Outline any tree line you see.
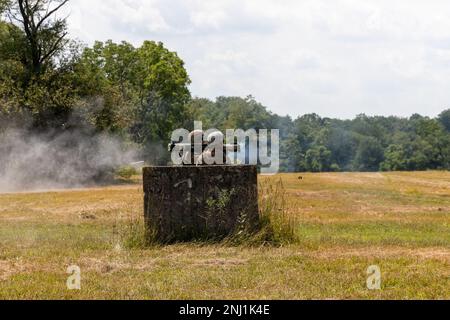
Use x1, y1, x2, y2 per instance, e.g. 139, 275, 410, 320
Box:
186, 97, 450, 172
1, 0, 449, 172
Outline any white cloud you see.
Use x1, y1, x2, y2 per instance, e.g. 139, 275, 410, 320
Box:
63, 0, 450, 118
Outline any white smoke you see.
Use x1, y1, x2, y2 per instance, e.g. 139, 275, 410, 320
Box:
0, 128, 140, 192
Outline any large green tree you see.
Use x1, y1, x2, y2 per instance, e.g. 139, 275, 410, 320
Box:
7, 0, 70, 77
0, 0, 80, 129
79, 40, 191, 142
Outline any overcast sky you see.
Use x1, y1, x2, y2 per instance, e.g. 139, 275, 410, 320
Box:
62, 0, 450, 119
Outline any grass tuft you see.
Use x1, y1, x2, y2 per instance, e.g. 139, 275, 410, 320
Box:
226, 178, 298, 246
115, 215, 151, 249
255, 178, 298, 245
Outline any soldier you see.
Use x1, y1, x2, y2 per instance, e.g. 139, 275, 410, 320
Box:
169, 130, 238, 166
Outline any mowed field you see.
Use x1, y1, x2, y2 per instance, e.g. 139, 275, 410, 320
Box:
0, 172, 449, 300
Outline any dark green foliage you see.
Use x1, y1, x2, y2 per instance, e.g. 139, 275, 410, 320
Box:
183, 96, 449, 172
79, 40, 191, 141
276, 112, 449, 172
0, 1, 83, 129
116, 166, 137, 180
438, 109, 450, 132
185, 95, 274, 132
304, 146, 333, 172
0, 0, 10, 13
353, 136, 385, 172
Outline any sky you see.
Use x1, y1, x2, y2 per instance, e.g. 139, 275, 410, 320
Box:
61, 0, 450, 119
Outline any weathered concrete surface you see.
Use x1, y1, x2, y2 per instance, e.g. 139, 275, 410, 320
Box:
143, 166, 259, 243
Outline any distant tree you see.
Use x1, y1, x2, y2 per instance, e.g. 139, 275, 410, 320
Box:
326, 125, 357, 171
380, 144, 407, 171
438, 109, 450, 132
352, 136, 385, 171
185, 96, 275, 132
221, 96, 273, 130
303, 145, 334, 172
411, 117, 449, 169
280, 133, 303, 172
184, 97, 219, 130
380, 133, 430, 172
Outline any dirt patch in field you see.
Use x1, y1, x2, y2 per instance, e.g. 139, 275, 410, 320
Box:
0, 259, 34, 281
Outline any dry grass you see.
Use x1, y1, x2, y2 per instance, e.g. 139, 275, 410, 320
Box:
0, 172, 449, 300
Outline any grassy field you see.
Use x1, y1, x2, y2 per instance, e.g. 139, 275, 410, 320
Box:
0, 172, 449, 300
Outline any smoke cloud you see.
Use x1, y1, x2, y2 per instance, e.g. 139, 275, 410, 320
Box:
0, 128, 140, 193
